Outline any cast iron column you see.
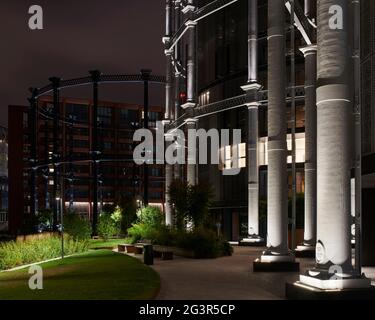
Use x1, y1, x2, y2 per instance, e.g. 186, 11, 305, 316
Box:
185, 118, 198, 186
90, 70, 101, 234
261, 0, 294, 262
299, 0, 371, 290
50, 77, 61, 231
241, 0, 263, 243
141, 69, 151, 206
165, 128, 174, 226
163, 0, 174, 224
28, 89, 38, 217
299, 45, 317, 250
182, 1, 197, 109
174, 0, 182, 181
182, 1, 197, 186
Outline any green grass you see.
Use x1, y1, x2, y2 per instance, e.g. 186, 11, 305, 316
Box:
89, 238, 131, 249
0, 250, 160, 300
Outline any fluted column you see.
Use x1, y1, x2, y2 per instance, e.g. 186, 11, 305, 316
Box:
299, 0, 371, 290
299, 45, 317, 249
241, 0, 263, 243
261, 0, 292, 261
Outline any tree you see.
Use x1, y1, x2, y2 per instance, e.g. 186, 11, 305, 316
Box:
168, 180, 213, 231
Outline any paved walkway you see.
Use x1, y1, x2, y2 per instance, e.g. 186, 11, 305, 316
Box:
152, 246, 315, 300
123, 246, 375, 300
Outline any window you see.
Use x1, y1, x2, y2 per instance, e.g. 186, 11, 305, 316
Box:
66, 104, 88, 122
150, 168, 162, 177
98, 107, 112, 126
219, 143, 246, 171
119, 109, 139, 127
199, 91, 210, 106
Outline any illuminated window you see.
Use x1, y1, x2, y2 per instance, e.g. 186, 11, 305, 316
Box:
219, 143, 246, 171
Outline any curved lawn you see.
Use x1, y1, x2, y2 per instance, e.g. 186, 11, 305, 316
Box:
0, 250, 160, 300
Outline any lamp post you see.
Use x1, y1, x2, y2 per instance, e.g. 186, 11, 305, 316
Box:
55, 195, 64, 259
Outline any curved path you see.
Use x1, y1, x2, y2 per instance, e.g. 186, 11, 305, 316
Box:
152, 246, 315, 300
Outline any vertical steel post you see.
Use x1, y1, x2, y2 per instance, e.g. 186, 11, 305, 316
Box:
90, 70, 101, 234
50, 77, 61, 231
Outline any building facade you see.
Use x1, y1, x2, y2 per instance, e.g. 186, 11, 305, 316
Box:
0, 126, 8, 232
163, 0, 375, 287
8, 97, 164, 234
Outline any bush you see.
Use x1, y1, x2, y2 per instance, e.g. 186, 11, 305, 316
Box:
0, 236, 90, 271
137, 206, 164, 227
174, 228, 220, 258
64, 213, 92, 240
97, 213, 121, 241
132, 225, 232, 259
126, 206, 164, 243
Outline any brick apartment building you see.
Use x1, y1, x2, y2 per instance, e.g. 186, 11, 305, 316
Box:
8, 97, 164, 234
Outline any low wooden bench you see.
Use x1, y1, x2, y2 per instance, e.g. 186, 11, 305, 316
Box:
134, 245, 144, 255
154, 246, 174, 260
118, 244, 136, 254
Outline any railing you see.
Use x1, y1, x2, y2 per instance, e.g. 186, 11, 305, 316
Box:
0, 211, 8, 223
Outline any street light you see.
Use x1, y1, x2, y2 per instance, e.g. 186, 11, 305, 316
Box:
55, 195, 64, 259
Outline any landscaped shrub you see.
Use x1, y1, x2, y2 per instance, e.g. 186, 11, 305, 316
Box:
174, 228, 221, 258
127, 223, 158, 244
127, 206, 165, 243
97, 213, 121, 241
0, 236, 90, 271
64, 213, 92, 240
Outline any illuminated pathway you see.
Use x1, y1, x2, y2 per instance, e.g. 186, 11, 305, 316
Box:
152, 246, 307, 300
151, 247, 375, 300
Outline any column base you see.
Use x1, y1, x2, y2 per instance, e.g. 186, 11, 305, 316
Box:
299, 269, 372, 290
286, 282, 375, 300
253, 251, 300, 272
240, 235, 265, 247
295, 244, 315, 258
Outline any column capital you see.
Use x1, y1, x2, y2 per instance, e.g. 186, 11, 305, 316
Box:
299, 45, 317, 57
246, 102, 261, 110
241, 82, 262, 93
184, 118, 198, 125
162, 36, 171, 44
181, 102, 196, 109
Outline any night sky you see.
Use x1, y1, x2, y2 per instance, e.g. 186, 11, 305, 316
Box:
0, 0, 165, 127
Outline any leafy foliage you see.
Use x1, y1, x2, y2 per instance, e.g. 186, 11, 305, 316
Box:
64, 213, 92, 240
168, 180, 213, 230
97, 213, 121, 241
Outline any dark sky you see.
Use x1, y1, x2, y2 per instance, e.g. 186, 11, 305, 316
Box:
0, 0, 165, 127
